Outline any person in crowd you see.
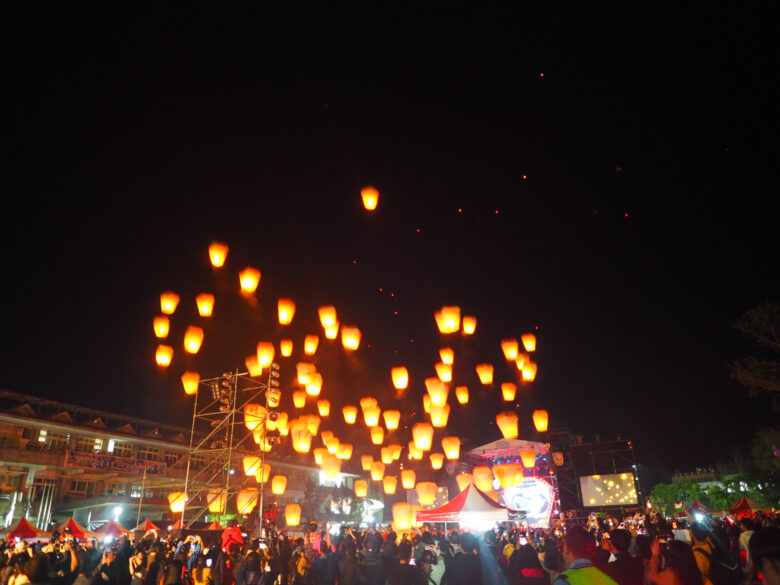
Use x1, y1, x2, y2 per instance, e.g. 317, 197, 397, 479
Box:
222, 521, 244, 554
337, 540, 363, 585
689, 524, 714, 585
448, 532, 484, 585
553, 526, 616, 585
508, 543, 551, 585
648, 539, 703, 585
748, 527, 780, 585
603, 530, 645, 585
385, 541, 426, 585
313, 540, 336, 585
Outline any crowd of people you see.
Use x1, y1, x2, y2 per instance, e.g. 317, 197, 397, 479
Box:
1, 513, 778, 585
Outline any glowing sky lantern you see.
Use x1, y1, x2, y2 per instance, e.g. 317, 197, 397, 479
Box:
321, 453, 342, 478
521, 333, 537, 352
324, 322, 339, 339
434, 306, 461, 334
341, 326, 361, 350
243, 455, 262, 476
381, 446, 394, 464
462, 316, 477, 335
317, 400, 330, 417
370, 461, 385, 481
441, 436, 460, 460
303, 414, 321, 436
390, 443, 403, 460
363, 405, 381, 427
522, 362, 538, 382
256, 342, 275, 368
361, 185, 379, 211
285, 503, 301, 526
354, 479, 368, 497
392, 502, 412, 531
370, 425, 384, 445
304, 335, 319, 356
305, 372, 323, 396
401, 469, 416, 489
501, 339, 519, 361
325, 436, 340, 454
239, 267, 261, 294
153, 316, 170, 338
455, 473, 472, 491
184, 326, 204, 354
292, 390, 306, 408
207, 490, 226, 514
493, 463, 523, 488
408, 442, 424, 460
244, 404, 266, 431
430, 452, 445, 470
439, 348, 454, 365
476, 363, 494, 385
236, 489, 258, 514
425, 378, 449, 406
501, 382, 517, 402
313, 448, 327, 465
515, 353, 529, 371
361, 454, 374, 471
160, 292, 180, 315
342, 405, 358, 424
455, 386, 469, 405
280, 339, 293, 357
296, 362, 316, 385
277, 298, 296, 325
271, 475, 287, 495
532, 409, 549, 432
275, 411, 288, 430
360, 395, 378, 412
416, 482, 437, 506
291, 424, 312, 453
318, 305, 337, 328
168, 491, 187, 513
383, 475, 397, 495
155, 345, 173, 367
435, 362, 452, 383
472, 466, 494, 491
255, 463, 271, 484
383, 410, 401, 431
412, 423, 434, 451
181, 371, 200, 395
391, 367, 409, 390
196, 293, 215, 317
423, 394, 431, 414
208, 241, 229, 268
496, 411, 519, 439
245, 356, 262, 377
520, 449, 537, 468
429, 404, 450, 428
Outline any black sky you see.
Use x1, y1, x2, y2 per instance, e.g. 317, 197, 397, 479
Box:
3, 6, 776, 488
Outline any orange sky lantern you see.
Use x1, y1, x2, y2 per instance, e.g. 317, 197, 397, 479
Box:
532, 409, 549, 432
392, 502, 413, 531
277, 298, 296, 325
430, 452, 444, 470
243, 455, 262, 476
520, 449, 537, 468
370, 425, 384, 445
361, 185, 379, 211
271, 475, 287, 495
501, 338, 519, 361
462, 316, 477, 335
515, 353, 529, 371
496, 411, 518, 439
522, 362, 538, 382
455, 473, 472, 491
245, 356, 262, 376
313, 448, 327, 465
181, 371, 199, 395
196, 293, 215, 317
160, 292, 180, 315
317, 400, 330, 417
168, 492, 187, 513
360, 397, 378, 412
426, 378, 449, 405
305, 372, 323, 396
341, 326, 361, 350
441, 436, 460, 459
279, 339, 293, 357
318, 305, 337, 328
381, 446, 394, 464
207, 490, 226, 514
239, 267, 261, 294
361, 454, 374, 471
296, 362, 316, 385
155, 345, 173, 367
255, 463, 271, 484
493, 463, 523, 488
401, 469, 416, 489
439, 347, 454, 365
390, 443, 403, 460
324, 322, 339, 339
416, 482, 437, 506
208, 241, 229, 268
292, 390, 306, 409
363, 405, 381, 427
153, 316, 170, 338
237, 489, 258, 514
434, 306, 461, 333
412, 423, 434, 451
285, 503, 301, 526
472, 466, 494, 491
391, 367, 409, 390
383, 475, 397, 495
435, 362, 452, 383
304, 335, 319, 355
184, 326, 204, 354
337, 443, 353, 460
342, 405, 358, 424
267, 388, 281, 408
476, 363, 494, 385
291, 424, 312, 453
370, 461, 385, 481
383, 410, 401, 431
256, 342, 275, 368
423, 394, 431, 414
455, 386, 469, 404
321, 453, 341, 478
408, 441, 424, 460
521, 333, 537, 352
354, 479, 368, 498
501, 382, 517, 402
429, 404, 450, 428
244, 404, 266, 431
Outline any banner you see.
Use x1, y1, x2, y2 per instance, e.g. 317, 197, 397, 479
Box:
64, 450, 167, 475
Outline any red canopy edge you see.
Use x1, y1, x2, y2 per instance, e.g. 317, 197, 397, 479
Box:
416, 483, 512, 522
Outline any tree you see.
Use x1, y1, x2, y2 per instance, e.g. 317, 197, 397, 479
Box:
731, 301, 780, 409
648, 481, 705, 516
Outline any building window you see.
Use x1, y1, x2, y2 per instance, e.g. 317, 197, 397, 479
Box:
65, 480, 95, 500
74, 437, 96, 453
166, 452, 182, 466
137, 446, 160, 461
111, 442, 134, 458
93, 438, 103, 453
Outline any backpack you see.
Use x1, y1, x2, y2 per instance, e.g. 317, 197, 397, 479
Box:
694, 545, 742, 585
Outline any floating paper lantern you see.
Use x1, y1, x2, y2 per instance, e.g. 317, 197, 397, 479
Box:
277, 298, 296, 325
255, 463, 271, 484
160, 292, 180, 315
296, 362, 316, 385
243, 455, 262, 476
360, 397, 378, 412
361, 454, 374, 471
181, 371, 200, 395
434, 306, 461, 334
455, 386, 469, 405
196, 293, 215, 317
412, 423, 434, 451
168, 491, 187, 513
401, 469, 416, 489
245, 404, 266, 431
304, 414, 321, 436
493, 463, 523, 488
207, 490, 226, 514
313, 448, 327, 465
153, 316, 170, 338
383, 476, 397, 495
155, 345, 173, 367
257, 436, 273, 453
355, 479, 368, 497
435, 362, 452, 383
324, 322, 339, 339
184, 326, 204, 354
520, 449, 537, 468
411, 504, 424, 528
472, 466, 494, 492
370, 426, 384, 445
423, 394, 431, 414
239, 267, 261, 294
390, 443, 403, 460
370, 461, 385, 481
321, 453, 342, 478
363, 406, 381, 427
429, 453, 445, 470
392, 502, 413, 531
304, 335, 319, 355
501, 339, 519, 361
208, 241, 229, 267
522, 362, 538, 382
255, 342, 275, 369
272, 475, 287, 495
429, 404, 450, 428
439, 348, 454, 365
305, 373, 323, 396
361, 185, 379, 211
408, 442, 424, 460
426, 379, 449, 406
496, 411, 518, 440
381, 446, 394, 464
521, 333, 537, 352
391, 367, 409, 390
280, 339, 293, 357
552, 451, 564, 466
455, 473, 472, 491
383, 410, 401, 431
476, 363, 494, 385
319, 305, 338, 326
275, 411, 288, 430
317, 400, 330, 417
291, 425, 312, 453
341, 326, 361, 350
515, 352, 530, 371
441, 436, 460, 460
245, 356, 262, 377
462, 316, 477, 335
343, 405, 358, 424
416, 482, 437, 506
532, 409, 548, 432
285, 503, 301, 526
501, 382, 517, 402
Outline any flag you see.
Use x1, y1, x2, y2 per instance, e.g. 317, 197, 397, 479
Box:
772, 445, 780, 457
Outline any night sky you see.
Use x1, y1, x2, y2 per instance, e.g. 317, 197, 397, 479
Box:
3, 7, 776, 489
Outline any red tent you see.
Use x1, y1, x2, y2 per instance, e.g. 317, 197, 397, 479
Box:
416, 483, 511, 524
689, 500, 712, 514
51, 518, 97, 539
94, 520, 130, 538
6, 517, 50, 540
133, 519, 160, 531
729, 498, 760, 517
206, 521, 223, 530
169, 520, 185, 530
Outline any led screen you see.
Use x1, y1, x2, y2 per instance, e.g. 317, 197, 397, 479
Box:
501, 477, 556, 528
579, 473, 638, 507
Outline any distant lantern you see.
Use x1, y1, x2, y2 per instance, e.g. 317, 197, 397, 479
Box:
360, 396, 378, 412
160, 292, 180, 315
256, 342, 275, 369
341, 326, 361, 351
304, 335, 319, 355
435, 362, 452, 383
476, 363, 494, 385
429, 452, 445, 470
455, 473, 472, 491
296, 362, 316, 385
455, 386, 469, 405
305, 373, 323, 396
337, 444, 353, 460
434, 306, 461, 334
184, 326, 204, 354
383, 476, 398, 495
439, 348, 454, 365
370, 425, 384, 445
381, 446, 394, 464
361, 454, 374, 471
275, 411, 288, 429
313, 448, 327, 465
153, 316, 170, 338
271, 475, 287, 495
520, 449, 537, 468
245, 356, 263, 377
552, 451, 564, 466
342, 405, 358, 424
181, 371, 200, 395
412, 423, 434, 451
493, 463, 523, 488
324, 437, 340, 456
408, 442, 424, 460
318, 305, 337, 328
391, 367, 409, 390
255, 463, 271, 484
441, 436, 460, 460
389, 443, 403, 460
426, 378, 449, 406
321, 453, 342, 478
462, 316, 477, 335
501, 382, 517, 402
280, 339, 293, 357
532, 409, 549, 432
383, 410, 401, 431
317, 400, 330, 417
257, 436, 273, 453
496, 411, 519, 440
291, 425, 312, 453
354, 479, 368, 498
285, 503, 301, 526
363, 406, 381, 427
244, 404, 266, 431
472, 466, 494, 492
304, 414, 321, 436
324, 322, 339, 339
522, 362, 538, 382
155, 345, 173, 367
208, 241, 229, 268
392, 502, 413, 531
278, 298, 296, 325
515, 352, 530, 371
196, 293, 215, 317
361, 185, 379, 211
370, 461, 385, 481
501, 339, 519, 361
416, 482, 437, 506
429, 404, 450, 428
168, 492, 187, 513
422, 394, 431, 414
239, 267, 261, 294
401, 469, 417, 489
521, 333, 537, 352
207, 490, 226, 514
